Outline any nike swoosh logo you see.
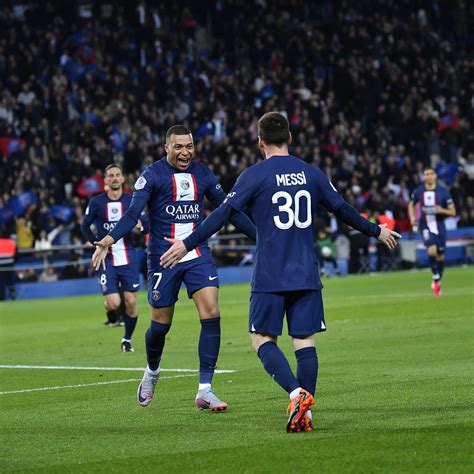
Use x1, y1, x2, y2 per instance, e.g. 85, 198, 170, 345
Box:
179, 193, 191, 199
133, 284, 140, 288
208, 276, 218, 281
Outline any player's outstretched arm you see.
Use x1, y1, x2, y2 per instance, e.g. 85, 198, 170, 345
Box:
92, 235, 114, 271
377, 224, 401, 250
160, 202, 235, 268
333, 202, 401, 248
160, 238, 187, 268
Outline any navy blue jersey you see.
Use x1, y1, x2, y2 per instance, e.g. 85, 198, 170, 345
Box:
82, 192, 140, 266
133, 157, 227, 260
224, 155, 345, 292
410, 184, 453, 235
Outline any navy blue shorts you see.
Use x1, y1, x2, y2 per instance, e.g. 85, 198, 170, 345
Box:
249, 290, 326, 337
147, 255, 219, 308
97, 262, 140, 295
422, 229, 446, 254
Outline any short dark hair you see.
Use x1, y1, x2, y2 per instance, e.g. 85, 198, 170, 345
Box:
104, 163, 122, 175
257, 112, 290, 146
166, 125, 192, 143
424, 167, 436, 173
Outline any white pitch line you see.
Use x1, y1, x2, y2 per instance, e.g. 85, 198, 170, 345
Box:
0, 374, 197, 395
0, 365, 236, 374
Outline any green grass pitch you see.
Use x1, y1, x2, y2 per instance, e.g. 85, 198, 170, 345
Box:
0, 267, 473, 473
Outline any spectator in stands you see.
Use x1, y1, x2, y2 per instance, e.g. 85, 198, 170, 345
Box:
316, 228, 340, 276
15, 217, 34, 249
39, 265, 58, 283
0, 0, 470, 270
34, 227, 64, 251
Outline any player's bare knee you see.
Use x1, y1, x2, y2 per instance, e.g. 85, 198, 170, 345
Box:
251, 333, 277, 353
427, 246, 437, 257
292, 335, 315, 351
105, 298, 120, 311
125, 299, 137, 315
198, 306, 219, 319
151, 306, 173, 324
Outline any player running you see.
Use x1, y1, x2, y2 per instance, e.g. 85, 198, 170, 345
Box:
160, 112, 400, 432
408, 167, 456, 296
81, 163, 147, 352
92, 125, 256, 411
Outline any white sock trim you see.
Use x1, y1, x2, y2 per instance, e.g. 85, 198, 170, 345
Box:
147, 366, 160, 375
289, 387, 302, 400
198, 383, 211, 391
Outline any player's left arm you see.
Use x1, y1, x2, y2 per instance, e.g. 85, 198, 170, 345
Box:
205, 171, 256, 241
316, 169, 400, 249
435, 192, 456, 217
80, 199, 97, 247
135, 210, 149, 233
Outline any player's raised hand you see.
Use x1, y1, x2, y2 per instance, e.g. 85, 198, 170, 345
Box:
92, 235, 114, 271
377, 224, 401, 250
160, 237, 187, 268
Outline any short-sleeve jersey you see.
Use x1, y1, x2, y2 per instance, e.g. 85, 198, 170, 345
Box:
133, 157, 225, 260
410, 184, 453, 235
224, 155, 345, 292
84, 192, 138, 267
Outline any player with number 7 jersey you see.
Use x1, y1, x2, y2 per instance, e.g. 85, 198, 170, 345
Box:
91, 125, 256, 412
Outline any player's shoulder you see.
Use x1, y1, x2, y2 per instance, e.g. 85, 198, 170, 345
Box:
90, 192, 107, 204
436, 183, 450, 194
190, 159, 213, 175
136, 159, 163, 187
121, 191, 133, 202
145, 158, 165, 175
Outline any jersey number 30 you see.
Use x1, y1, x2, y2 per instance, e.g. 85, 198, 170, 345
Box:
272, 190, 312, 230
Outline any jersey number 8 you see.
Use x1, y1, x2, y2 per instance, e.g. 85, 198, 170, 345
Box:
272, 190, 312, 230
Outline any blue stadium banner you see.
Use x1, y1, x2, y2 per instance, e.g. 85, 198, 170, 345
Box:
49, 204, 74, 222
0, 202, 14, 224
10, 191, 37, 216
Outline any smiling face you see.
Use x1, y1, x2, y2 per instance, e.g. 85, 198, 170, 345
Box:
165, 133, 194, 171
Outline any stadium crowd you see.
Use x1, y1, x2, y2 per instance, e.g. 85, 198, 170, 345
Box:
0, 0, 472, 257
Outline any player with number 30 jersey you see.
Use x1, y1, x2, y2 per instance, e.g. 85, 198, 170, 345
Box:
159, 113, 400, 432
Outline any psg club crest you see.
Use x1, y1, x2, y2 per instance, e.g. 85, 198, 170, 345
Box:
112, 208, 118, 214
152, 290, 161, 301
180, 180, 190, 190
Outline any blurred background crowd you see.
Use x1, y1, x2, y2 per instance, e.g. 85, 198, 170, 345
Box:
0, 0, 473, 261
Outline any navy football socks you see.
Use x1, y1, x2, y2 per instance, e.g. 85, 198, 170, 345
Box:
257, 341, 300, 394
145, 321, 171, 371
198, 317, 221, 384
428, 256, 440, 280
295, 347, 318, 396
438, 260, 444, 280
122, 313, 138, 340
106, 309, 119, 324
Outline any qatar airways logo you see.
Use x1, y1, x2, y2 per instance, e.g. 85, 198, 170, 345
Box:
103, 222, 117, 230
165, 203, 201, 221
